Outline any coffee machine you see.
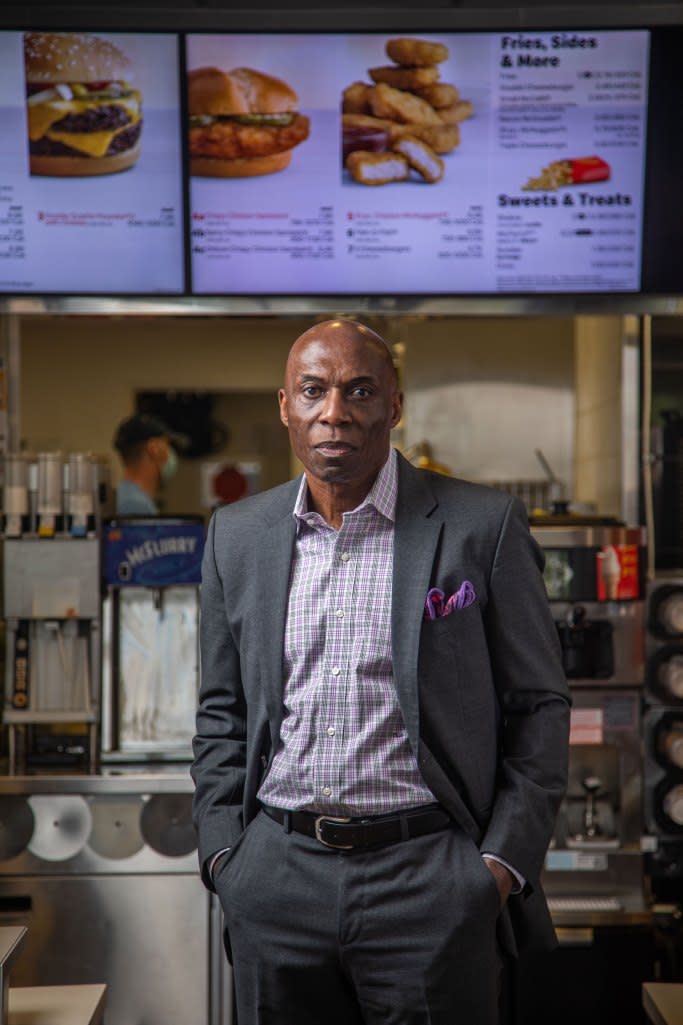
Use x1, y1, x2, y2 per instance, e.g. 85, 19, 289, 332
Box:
530, 524, 649, 923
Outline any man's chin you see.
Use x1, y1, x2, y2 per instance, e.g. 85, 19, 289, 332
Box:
307, 454, 357, 484
314, 464, 355, 484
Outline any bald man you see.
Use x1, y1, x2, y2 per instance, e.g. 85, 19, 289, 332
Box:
192, 320, 570, 1025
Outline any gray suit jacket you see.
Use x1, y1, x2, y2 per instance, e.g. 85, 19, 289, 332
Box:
192, 451, 570, 956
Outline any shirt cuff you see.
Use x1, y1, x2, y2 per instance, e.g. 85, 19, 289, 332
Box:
208, 847, 231, 881
481, 852, 526, 894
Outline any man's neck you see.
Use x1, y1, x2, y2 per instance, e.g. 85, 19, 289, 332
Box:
123, 463, 158, 499
305, 475, 377, 531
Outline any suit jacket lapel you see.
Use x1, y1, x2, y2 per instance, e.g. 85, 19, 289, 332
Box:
258, 479, 299, 736
392, 455, 442, 754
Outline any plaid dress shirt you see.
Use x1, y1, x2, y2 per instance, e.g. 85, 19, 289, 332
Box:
257, 447, 435, 815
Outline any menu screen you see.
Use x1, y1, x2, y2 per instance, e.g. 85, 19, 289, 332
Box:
187, 30, 650, 295
0, 31, 185, 294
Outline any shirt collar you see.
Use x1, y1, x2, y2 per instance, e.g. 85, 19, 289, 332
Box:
293, 447, 397, 527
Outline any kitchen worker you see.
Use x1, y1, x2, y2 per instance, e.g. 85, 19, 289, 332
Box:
113, 413, 179, 515
192, 319, 570, 1025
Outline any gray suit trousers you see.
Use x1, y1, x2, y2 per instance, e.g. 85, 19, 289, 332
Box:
214, 810, 502, 1025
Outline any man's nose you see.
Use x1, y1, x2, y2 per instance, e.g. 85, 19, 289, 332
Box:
319, 388, 350, 424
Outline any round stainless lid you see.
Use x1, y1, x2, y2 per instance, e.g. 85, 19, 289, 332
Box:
140, 795, 196, 857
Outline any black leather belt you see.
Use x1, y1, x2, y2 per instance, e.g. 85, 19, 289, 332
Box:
261, 803, 451, 851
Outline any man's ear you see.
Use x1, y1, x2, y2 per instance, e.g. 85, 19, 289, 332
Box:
391, 391, 403, 429
278, 389, 289, 427
146, 437, 165, 464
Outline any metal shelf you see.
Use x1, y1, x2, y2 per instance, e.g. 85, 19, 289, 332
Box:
3, 710, 98, 725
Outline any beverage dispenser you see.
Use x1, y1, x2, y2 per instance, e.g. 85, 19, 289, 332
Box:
2, 454, 29, 539
2, 452, 105, 773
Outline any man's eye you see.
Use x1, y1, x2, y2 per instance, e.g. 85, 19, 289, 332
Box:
351, 387, 371, 398
302, 386, 321, 398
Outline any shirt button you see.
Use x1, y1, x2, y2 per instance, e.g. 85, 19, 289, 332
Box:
331, 666, 341, 676
322, 786, 332, 797
327, 727, 336, 736
341, 552, 351, 562
335, 608, 344, 619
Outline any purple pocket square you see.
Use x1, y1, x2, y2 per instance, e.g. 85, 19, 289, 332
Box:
424, 581, 475, 621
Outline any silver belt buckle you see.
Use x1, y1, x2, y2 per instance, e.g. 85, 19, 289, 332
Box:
314, 815, 353, 849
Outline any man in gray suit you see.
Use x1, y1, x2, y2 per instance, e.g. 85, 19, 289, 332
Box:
192, 319, 570, 1025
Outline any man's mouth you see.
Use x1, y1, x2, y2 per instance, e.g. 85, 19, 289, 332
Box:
315, 442, 355, 457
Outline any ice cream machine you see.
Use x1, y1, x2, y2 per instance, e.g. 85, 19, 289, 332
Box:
101, 517, 204, 761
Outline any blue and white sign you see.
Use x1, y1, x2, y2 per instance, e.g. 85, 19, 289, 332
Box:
104, 520, 205, 586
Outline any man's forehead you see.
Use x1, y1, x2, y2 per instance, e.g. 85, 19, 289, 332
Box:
292, 349, 382, 376
287, 328, 392, 378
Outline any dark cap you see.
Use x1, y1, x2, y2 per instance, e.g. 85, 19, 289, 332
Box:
113, 414, 186, 454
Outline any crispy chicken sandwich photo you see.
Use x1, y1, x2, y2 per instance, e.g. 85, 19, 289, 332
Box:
24, 32, 142, 177
188, 66, 309, 177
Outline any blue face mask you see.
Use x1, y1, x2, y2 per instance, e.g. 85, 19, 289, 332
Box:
161, 446, 178, 482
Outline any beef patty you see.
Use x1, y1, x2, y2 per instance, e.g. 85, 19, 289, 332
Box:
30, 119, 142, 157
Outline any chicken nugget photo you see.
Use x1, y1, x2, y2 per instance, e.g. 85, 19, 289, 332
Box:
385, 37, 449, 66
340, 34, 473, 187
391, 135, 444, 183
342, 81, 373, 114
414, 83, 460, 109
342, 112, 394, 132
438, 100, 474, 125
368, 65, 441, 90
387, 121, 461, 155
346, 150, 409, 186
370, 82, 442, 125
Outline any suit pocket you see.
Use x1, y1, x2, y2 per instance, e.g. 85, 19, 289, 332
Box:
422, 600, 480, 639
419, 601, 482, 682
214, 814, 257, 891
467, 840, 501, 917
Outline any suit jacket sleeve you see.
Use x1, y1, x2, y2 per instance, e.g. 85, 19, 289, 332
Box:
191, 511, 247, 889
480, 496, 570, 889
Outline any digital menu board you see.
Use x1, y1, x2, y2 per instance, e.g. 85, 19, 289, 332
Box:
187, 30, 650, 295
0, 31, 185, 294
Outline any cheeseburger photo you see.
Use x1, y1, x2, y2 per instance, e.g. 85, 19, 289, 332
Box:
188, 66, 309, 177
24, 32, 142, 176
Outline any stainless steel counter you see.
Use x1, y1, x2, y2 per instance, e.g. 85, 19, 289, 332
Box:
0, 772, 194, 796
1, 926, 26, 1025
643, 983, 683, 1025
0, 771, 231, 1025
8, 984, 106, 1025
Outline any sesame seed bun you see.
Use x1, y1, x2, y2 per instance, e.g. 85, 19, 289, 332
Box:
24, 32, 132, 84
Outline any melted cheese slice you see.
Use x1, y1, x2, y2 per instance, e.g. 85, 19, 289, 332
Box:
28, 92, 141, 159
46, 120, 139, 158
